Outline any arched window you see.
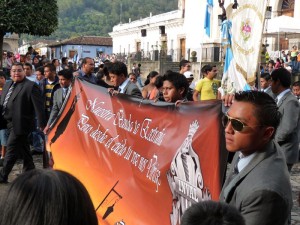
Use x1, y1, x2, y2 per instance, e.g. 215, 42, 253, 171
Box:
281, 0, 294, 16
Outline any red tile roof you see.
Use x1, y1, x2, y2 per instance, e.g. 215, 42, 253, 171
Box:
49, 36, 112, 47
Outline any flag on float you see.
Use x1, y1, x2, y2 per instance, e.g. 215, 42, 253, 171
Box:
204, 0, 213, 37
220, 0, 269, 94
220, 20, 250, 95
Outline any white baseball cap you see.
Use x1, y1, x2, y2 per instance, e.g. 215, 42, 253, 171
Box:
184, 71, 194, 79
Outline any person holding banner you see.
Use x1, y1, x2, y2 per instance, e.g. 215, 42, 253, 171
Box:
220, 91, 292, 225
161, 71, 189, 104
108, 61, 142, 98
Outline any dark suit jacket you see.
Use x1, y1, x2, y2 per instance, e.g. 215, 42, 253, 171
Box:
220, 141, 292, 225
123, 81, 142, 98
275, 90, 300, 164
1, 79, 45, 135
47, 88, 64, 126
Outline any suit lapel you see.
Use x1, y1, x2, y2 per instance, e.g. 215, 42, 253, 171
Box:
1, 81, 12, 104
222, 142, 274, 203
277, 91, 290, 107
11, 80, 25, 101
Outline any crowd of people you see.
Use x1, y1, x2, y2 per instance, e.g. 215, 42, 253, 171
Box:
0, 44, 299, 225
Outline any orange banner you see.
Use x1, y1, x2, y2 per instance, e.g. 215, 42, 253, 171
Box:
47, 78, 227, 225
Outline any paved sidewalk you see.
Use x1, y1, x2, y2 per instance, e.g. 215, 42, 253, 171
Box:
0, 157, 299, 224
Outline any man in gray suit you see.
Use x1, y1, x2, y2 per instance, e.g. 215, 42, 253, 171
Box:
220, 91, 292, 225
43, 69, 73, 134
107, 61, 142, 98
271, 67, 300, 172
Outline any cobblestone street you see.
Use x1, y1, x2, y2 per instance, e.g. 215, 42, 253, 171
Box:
0, 156, 299, 224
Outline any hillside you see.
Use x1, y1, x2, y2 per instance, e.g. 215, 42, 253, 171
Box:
24, 0, 177, 41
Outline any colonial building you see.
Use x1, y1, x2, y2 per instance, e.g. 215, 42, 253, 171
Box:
3, 33, 19, 53
109, 0, 299, 64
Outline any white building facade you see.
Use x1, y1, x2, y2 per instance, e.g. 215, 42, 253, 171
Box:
109, 0, 298, 63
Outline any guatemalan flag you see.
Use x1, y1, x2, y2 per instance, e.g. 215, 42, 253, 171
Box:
204, 0, 213, 37
219, 0, 268, 95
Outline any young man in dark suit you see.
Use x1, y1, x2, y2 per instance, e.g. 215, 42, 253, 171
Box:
0, 63, 45, 183
220, 91, 292, 225
108, 61, 142, 98
43, 69, 73, 134
270, 67, 300, 172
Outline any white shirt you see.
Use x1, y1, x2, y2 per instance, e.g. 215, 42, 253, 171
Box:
237, 152, 258, 173
118, 78, 130, 94
276, 89, 290, 104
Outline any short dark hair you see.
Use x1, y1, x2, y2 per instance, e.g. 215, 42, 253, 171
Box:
0, 71, 6, 79
270, 67, 292, 88
181, 200, 245, 225
81, 57, 94, 65
0, 169, 98, 225
52, 58, 59, 64
58, 69, 73, 80
292, 81, 300, 87
35, 66, 44, 75
162, 71, 189, 97
234, 91, 280, 131
201, 64, 215, 74
260, 72, 271, 81
107, 61, 128, 77
179, 59, 190, 69
23, 62, 33, 69
62, 57, 68, 64
44, 63, 56, 73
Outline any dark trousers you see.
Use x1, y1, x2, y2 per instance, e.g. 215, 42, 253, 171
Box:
0, 122, 35, 181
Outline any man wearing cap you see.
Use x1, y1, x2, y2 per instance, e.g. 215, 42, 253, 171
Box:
183, 71, 194, 101
193, 65, 220, 101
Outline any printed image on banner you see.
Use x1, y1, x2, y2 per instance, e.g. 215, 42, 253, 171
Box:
47, 78, 227, 225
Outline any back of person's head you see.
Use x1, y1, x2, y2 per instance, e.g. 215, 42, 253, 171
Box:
181, 200, 245, 225
58, 69, 73, 80
162, 71, 189, 97
179, 59, 190, 69
260, 72, 271, 81
270, 67, 292, 88
107, 61, 128, 77
234, 91, 280, 134
0, 169, 98, 225
154, 75, 163, 89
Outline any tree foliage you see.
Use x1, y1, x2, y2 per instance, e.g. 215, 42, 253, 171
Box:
0, 0, 58, 68
25, 0, 177, 41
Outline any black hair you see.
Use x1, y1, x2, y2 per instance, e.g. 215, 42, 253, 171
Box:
0, 169, 98, 225
162, 71, 189, 97
0, 71, 6, 79
62, 57, 68, 64
52, 58, 59, 64
58, 69, 73, 80
107, 61, 128, 78
35, 66, 44, 75
234, 91, 280, 132
23, 62, 33, 69
181, 200, 245, 225
260, 72, 271, 81
144, 71, 159, 85
201, 64, 214, 74
44, 63, 56, 73
292, 81, 300, 87
270, 67, 292, 88
179, 59, 190, 69
154, 75, 163, 89
81, 57, 94, 65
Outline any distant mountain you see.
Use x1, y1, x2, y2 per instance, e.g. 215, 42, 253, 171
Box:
23, 0, 177, 41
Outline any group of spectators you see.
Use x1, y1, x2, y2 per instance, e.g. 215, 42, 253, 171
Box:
0, 48, 299, 225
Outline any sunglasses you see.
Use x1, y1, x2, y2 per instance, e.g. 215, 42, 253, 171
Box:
222, 113, 262, 132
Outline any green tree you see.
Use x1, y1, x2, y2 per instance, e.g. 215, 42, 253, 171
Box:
0, 0, 58, 68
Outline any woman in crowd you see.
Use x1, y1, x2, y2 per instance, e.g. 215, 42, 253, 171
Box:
0, 169, 98, 225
